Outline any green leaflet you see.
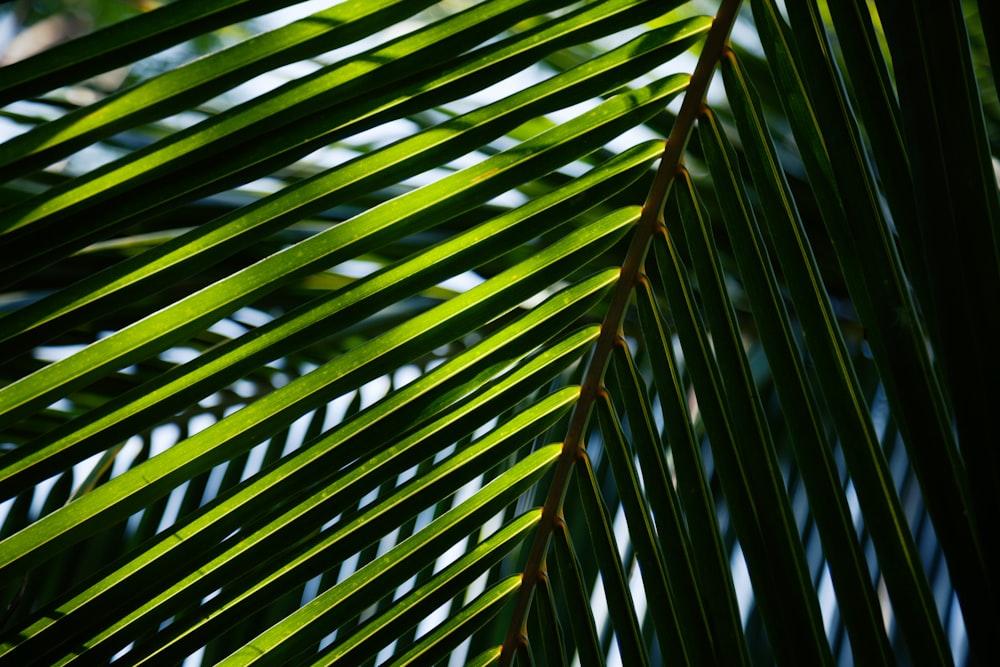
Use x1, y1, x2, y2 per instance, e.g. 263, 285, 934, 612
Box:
0, 324, 599, 664
0, 0, 444, 174
0, 76, 685, 429
698, 105, 892, 663
387, 575, 523, 667
0, 207, 632, 577
129, 422, 566, 665
0, 0, 307, 105
219, 447, 556, 665
572, 452, 649, 667
0, 14, 690, 353
0, 3, 703, 284
549, 519, 604, 667
720, 50, 943, 665
593, 390, 687, 663
0, 141, 661, 498
314, 511, 542, 666
632, 279, 749, 667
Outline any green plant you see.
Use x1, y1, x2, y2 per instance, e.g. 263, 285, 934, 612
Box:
0, 0, 996, 664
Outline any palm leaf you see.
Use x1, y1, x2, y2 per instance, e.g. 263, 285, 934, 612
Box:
1, 0, 996, 665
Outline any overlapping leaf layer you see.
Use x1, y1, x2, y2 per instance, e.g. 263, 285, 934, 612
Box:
0, 1, 996, 665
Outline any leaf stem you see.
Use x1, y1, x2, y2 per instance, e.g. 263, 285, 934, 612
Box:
498, 1, 742, 662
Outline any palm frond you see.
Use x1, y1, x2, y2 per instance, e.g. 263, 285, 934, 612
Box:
1, 0, 996, 665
